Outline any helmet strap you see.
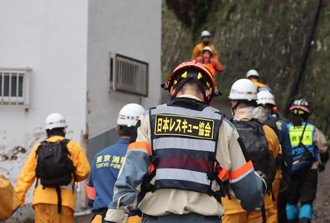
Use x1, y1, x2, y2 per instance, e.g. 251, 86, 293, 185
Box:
231, 101, 241, 116
171, 77, 210, 104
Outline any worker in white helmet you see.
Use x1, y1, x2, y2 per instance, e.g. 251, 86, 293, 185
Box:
195, 46, 224, 76
16, 113, 91, 223
222, 79, 279, 223
246, 69, 267, 90
191, 30, 219, 61
86, 103, 145, 223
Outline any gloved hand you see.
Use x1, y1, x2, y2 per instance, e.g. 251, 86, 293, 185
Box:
13, 207, 22, 217
257, 171, 271, 194
279, 179, 289, 193
318, 163, 326, 172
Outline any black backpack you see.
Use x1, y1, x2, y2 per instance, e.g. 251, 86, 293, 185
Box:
233, 119, 276, 186
35, 139, 76, 213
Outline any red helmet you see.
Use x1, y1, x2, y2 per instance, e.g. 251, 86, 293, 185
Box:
162, 61, 220, 103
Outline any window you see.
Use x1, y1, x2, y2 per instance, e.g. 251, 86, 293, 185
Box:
0, 68, 31, 108
111, 54, 148, 97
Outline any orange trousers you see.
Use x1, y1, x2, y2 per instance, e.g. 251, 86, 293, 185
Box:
222, 210, 266, 223
34, 203, 74, 223
91, 214, 141, 223
267, 177, 281, 223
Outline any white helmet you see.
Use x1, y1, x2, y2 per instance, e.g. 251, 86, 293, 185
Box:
257, 91, 276, 106
201, 30, 211, 38
228, 79, 257, 101
246, 69, 259, 78
117, 103, 145, 127
45, 113, 68, 130
203, 46, 213, 54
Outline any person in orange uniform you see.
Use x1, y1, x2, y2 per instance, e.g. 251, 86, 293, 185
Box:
222, 79, 279, 223
195, 46, 224, 76
191, 30, 218, 60
246, 69, 267, 90
16, 113, 91, 223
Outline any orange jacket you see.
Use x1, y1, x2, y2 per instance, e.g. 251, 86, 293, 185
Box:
221, 125, 280, 214
191, 43, 218, 61
195, 56, 224, 76
16, 136, 91, 211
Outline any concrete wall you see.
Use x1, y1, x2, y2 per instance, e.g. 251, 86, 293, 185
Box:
87, 0, 162, 157
0, 0, 88, 219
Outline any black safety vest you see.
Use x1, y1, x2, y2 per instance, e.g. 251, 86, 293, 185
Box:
149, 101, 222, 194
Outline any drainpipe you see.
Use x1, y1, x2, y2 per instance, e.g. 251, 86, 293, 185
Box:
285, 0, 322, 114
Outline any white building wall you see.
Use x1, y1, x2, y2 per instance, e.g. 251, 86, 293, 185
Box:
87, 0, 162, 149
0, 0, 88, 217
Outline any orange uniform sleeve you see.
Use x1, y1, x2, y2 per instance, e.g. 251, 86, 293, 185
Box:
212, 59, 224, 72
15, 145, 39, 206
69, 141, 91, 182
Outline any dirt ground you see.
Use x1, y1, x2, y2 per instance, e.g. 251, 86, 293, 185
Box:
312, 165, 330, 223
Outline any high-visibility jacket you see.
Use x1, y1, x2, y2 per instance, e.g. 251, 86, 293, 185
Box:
191, 43, 218, 61
16, 135, 90, 211
222, 124, 279, 214
149, 103, 222, 194
287, 122, 317, 172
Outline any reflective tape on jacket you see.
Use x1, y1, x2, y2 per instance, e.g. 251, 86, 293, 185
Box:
127, 142, 151, 155
150, 102, 222, 194
85, 182, 96, 200
228, 160, 254, 183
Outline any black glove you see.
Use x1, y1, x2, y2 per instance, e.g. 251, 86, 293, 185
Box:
279, 179, 289, 193
276, 154, 284, 166
318, 163, 326, 172
257, 171, 271, 194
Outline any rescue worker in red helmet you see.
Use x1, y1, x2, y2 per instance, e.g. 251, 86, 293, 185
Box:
104, 61, 266, 223
286, 99, 329, 223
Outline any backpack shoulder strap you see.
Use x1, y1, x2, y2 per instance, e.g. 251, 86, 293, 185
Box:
61, 138, 70, 145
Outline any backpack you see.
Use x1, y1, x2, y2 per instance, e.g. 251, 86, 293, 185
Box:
233, 119, 276, 185
35, 139, 76, 213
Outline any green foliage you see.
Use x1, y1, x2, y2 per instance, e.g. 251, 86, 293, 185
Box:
165, 0, 218, 40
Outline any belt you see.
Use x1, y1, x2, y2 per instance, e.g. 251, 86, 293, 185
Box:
36, 182, 77, 193
144, 214, 157, 219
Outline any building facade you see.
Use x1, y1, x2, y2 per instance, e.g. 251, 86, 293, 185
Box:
0, 0, 161, 221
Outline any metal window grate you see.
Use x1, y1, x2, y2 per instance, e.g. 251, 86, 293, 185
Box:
0, 67, 31, 108
113, 54, 148, 97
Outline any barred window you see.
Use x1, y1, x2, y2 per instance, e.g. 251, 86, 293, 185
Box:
112, 54, 148, 97
0, 68, 31, 108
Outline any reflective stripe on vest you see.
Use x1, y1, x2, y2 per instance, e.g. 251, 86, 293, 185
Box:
150, 103, 222, 194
